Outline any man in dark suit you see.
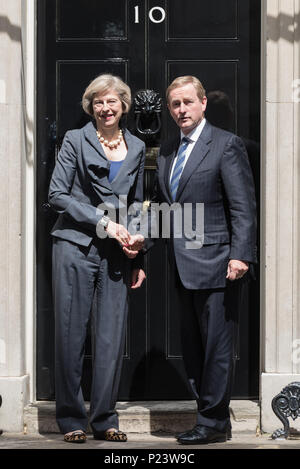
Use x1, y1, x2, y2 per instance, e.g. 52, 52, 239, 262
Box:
147, 76, 256, 444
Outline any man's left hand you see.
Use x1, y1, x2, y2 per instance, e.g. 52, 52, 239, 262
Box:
131, 268, 146, 289
226, 259, 249, 281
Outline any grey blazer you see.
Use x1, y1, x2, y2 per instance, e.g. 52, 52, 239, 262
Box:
150, 120, 257, 289
48, 121, 145, 253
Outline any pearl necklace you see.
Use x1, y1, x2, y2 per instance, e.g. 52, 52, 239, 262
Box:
96, 129, 123, 149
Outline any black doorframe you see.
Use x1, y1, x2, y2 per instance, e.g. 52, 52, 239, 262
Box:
36, 0, 261, 401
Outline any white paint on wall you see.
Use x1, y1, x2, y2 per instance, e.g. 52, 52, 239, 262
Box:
0, 338, 6, 365
0, 80, 6, 104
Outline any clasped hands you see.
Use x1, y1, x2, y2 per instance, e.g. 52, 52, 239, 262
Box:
105, 220, 145, 289
105, 220, 144, 258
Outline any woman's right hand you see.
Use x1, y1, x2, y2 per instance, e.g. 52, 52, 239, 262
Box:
122, 234, 145, 259
106, 220, 131, 246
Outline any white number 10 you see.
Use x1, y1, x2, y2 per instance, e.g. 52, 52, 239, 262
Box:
134, 6, 166, 24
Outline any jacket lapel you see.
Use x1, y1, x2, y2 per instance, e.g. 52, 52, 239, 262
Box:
83, 120, 109, 163
82, 122, 142, 206
82, 121, 117, 203
175, 121, 212, 201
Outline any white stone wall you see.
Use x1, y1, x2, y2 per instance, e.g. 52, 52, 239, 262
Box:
261, 0, 300, 433
0, 0, 30, 431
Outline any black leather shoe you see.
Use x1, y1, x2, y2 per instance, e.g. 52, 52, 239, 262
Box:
177, 424, 231, 441
177, 425, 227, 445
176, 430, 190, 440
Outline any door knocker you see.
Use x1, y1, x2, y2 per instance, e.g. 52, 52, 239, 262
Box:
134, 89, 162, 136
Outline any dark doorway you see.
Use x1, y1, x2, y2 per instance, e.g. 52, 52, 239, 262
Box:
36, 0, 261, 400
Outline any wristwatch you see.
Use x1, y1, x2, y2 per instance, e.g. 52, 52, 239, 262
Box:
99, 215, 110, 230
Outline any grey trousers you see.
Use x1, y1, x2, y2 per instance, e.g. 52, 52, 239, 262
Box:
176, 271, 240, 433
52, 237, 130, 435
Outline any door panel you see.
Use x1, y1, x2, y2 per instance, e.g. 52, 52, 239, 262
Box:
37, 0, 260, 400
168, 0, 238, 40
57, 0, 129, 40
57, 60, 129, 138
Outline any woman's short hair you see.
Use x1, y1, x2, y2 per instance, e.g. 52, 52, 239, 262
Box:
82, 74, 131, 116
166, 76, 206, 102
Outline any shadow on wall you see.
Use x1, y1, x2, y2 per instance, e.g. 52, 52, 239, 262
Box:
0, 15, 34, 161
267, 13, 299, 43
0, 15, 21, 42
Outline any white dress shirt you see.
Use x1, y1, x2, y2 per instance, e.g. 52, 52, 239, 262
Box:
169, 118, 206, 183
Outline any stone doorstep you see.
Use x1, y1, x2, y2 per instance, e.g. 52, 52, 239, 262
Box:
24, 400, 260, 435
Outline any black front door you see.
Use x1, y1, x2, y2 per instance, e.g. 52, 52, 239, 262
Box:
37, 0, 261, 400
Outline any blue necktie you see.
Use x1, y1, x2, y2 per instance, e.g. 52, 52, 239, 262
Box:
170, 137, 189, 201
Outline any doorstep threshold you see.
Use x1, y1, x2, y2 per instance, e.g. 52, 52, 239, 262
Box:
24, 400, 260, 435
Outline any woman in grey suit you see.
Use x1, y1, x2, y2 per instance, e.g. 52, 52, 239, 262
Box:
48, 74, 146, 443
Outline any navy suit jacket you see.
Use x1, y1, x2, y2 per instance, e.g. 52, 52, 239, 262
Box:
48, 121, 145, 265
149, 120, 257, 289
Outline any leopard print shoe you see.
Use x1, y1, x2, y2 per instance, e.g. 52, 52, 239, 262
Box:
104, 430, 127, 442
64, 430, 87, 443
